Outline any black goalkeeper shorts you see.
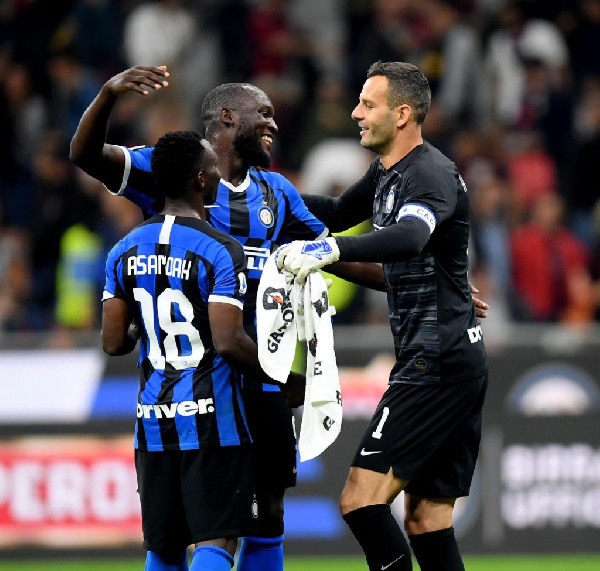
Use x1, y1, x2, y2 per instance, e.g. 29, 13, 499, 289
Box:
352, 372, 488, 498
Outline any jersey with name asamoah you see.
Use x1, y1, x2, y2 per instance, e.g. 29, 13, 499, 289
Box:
103, 214, 251, 451
368, 141, 487, 384
109, 145, 327, 390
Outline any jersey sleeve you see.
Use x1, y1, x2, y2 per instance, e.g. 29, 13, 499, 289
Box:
302, 160, 378, 233
336, 216, 431, 263
278, 174, 328, 242
207, 240, 247, 309
398, 162, 459, 235
102, 241, 126, 302
105, 146, 164, 219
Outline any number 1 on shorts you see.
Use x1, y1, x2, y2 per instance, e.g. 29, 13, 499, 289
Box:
372, 406, 390, 440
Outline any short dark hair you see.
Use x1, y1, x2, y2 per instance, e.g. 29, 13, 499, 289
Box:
367, 61, 431, 125
151, 130, 206, 198
201, 83, 259, 135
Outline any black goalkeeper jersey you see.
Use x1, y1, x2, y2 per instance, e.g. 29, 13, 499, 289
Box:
305, 141, 488, 385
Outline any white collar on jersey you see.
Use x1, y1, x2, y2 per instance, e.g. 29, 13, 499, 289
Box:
220, 172, 251, 193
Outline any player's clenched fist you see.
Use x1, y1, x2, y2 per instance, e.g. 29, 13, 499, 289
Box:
275, 238, 340, 283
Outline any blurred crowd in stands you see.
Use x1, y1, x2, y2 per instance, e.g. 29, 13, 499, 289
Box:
1, 0, 600, 341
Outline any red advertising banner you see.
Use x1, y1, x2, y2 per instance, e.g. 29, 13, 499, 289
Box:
0, 435, 141, 547
338, 354, 394, 418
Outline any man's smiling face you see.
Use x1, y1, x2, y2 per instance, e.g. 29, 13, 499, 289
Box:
233, 87, 278, 168
351, 75, 398, 156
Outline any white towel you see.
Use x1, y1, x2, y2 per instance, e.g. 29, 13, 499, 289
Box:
257, 254, 342, 461
255, 257, 297, 383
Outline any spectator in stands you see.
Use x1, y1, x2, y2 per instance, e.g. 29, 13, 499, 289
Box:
123, 0, 196, 71
506, 131, 557, 219
590, 201, 600, 320
215, 0, 252, 82
0, 62, 47, 227
47, 46, 101, 138
70, 0, 125, 76
0, 222, 29, 333
27, 131, 99, 329
471, 174, 511, 298
0, 0, 599, 330
293, 77, 364, 169
348, 0, 414, 94
288, 0, 345, 80
3, 62, 47, 171
55, 222, 103, 330
481, 0, 569, 127
510, 192, 593, 323
415, 0, 482, 126
569, 75, 600, 246
248, 0, 309, 78
567, 0, 600, 87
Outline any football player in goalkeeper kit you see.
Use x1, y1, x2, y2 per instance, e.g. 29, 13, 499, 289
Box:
277, 61, 489, 571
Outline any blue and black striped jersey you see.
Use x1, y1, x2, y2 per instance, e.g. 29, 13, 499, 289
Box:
108, 145, 328, 390
103, 214, 251, 450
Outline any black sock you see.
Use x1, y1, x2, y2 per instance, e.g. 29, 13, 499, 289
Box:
343, 505, 412, 571
409, 527, 464, 571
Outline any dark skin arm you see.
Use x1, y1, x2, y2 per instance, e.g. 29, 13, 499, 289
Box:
101, 298, 139, 356
470, 284, 489, 322
324, 262, 489, 319
209, 302, 305, 407
102, 298, 304, 406
326, 261, 386, 291
69, 65, 170, 188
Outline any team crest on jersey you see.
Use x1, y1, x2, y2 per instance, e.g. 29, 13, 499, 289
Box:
258, 205, 274, 228
415, 358, 428, 372
385, 186, 396, 213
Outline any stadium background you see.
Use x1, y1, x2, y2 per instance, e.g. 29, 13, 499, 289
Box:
1, 0, 600, 568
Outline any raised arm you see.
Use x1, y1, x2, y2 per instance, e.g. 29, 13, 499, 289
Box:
70, 65, 170, 188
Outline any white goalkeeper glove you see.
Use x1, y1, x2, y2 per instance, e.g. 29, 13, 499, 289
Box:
275, 238, 340, 283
